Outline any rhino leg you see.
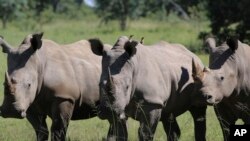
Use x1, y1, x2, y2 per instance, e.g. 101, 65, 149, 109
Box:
214, 104, 237, 141
27, 114, 49, 141
161, 113, 180, 141
138, 108, 162, 141
50, 98, 74, 141
106, 119, 128, 141
189, 106, 207, 141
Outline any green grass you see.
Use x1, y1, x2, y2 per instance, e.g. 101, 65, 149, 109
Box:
0, 16, 224, 141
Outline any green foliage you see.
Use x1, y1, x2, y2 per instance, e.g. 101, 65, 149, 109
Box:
185, 0, 207, 21
9, 0, 95, 31
57, 0, 95, 20
95, 0, 128, 30
0, 0, 206, 34
129, 0, 163, 20
203, 0, 250, 43
0, 0, 28, 28
94, 0, 207, 30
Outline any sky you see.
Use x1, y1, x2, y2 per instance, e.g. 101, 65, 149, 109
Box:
84, 0, 95, 7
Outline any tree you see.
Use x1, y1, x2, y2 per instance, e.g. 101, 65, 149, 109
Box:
0, 0, 27, 28
95, 0, 205, 30
204, 0, 250, 43
27, 0, 59, 16
95, 0, 128, 30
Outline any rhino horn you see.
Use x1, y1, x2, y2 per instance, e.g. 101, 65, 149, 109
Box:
205, 38, 216, 53
107, 67, 115, 94
192, 58, 204, 81
0, 37, 13, 53
203, 67, 210, 72
5, 71, 11, 86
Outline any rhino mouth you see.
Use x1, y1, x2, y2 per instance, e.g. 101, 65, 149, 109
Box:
97, 101, 113, 119
206, 98, 220, 106
97, 102, 126, 121
97, 106, 111, 119
20, 110, 27, 118
0, 106, 26, 119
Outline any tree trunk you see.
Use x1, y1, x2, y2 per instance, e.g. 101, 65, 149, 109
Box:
52, 0, 60, 13
161, 0, 167, 21
2, 14, 7, 29
120, 16, 127, 31
169, 0, 190, 20
120, 0, 128, 31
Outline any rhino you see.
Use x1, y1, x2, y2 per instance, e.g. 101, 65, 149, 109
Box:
192, 37, 250, 141
0, 33, 112, 141
90, 36, 207, 141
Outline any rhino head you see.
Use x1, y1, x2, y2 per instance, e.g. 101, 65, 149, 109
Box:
90, 36, 138, 120
192, 37, 238, 105
0, 33, 43, 118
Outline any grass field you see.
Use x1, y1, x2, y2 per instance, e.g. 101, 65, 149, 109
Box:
0, 16, 226, 141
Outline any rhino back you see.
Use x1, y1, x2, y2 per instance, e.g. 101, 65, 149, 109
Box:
156, 42, 204, 113
233, 43, 250, 94
41, 40, 101, 106
134, 42, 203, 111
142, 41, 203, 91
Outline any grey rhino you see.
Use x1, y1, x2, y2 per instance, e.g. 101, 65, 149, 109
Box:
90, 36, 207, 141
0, 33, 112, 141
192, 37, 250, 141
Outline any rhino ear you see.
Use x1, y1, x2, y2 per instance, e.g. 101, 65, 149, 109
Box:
31, 32, 43, 51
226, 37, 238, 52
0, 36, 13, 53
89, 39, 104, 56
124, 41, 137, 57
205, 37, 216, 53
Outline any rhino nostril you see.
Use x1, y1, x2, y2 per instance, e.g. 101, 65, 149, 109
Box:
207, 95, 212, 100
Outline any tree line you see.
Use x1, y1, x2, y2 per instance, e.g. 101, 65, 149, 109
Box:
1, 0, 250, 43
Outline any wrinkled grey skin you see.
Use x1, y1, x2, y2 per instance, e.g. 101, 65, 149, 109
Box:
90, 36, 207, 141
0, 33, 112, 141
192, 37, 250, 141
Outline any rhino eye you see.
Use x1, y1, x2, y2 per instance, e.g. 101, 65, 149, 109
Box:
220, 76, 224, 80
11, 78, 17, 84
126, 86, 129, 90
26, 83, 31, 89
